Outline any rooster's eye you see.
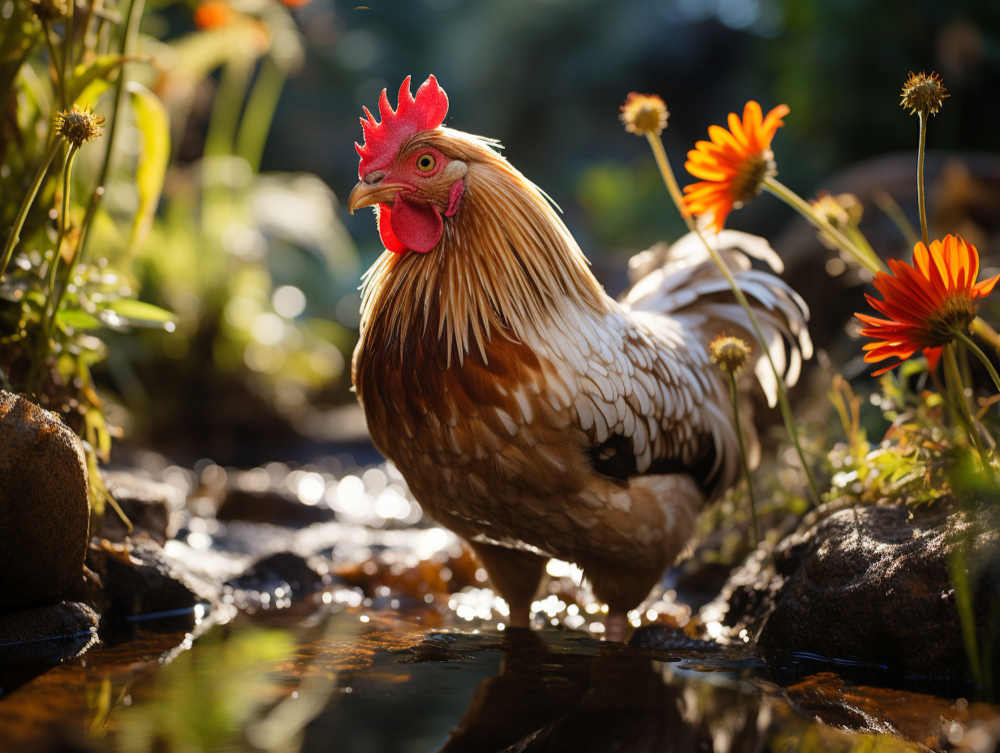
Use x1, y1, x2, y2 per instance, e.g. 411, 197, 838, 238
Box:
416, 154, 436, 173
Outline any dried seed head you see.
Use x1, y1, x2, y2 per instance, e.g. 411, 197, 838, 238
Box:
29, 0, 68, 21
620, 93, 669, 137
710, 335, 751, 375
54, 105, 105, 148
900, 71, 949, 116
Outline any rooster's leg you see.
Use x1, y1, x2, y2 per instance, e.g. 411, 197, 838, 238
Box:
469, 542, 546, 629
580, 560, 666, 643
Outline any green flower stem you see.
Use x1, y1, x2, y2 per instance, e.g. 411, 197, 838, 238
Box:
873, 190, 921, 250
971, 317, 1000, 358
235, 54, 288, 174
943, 343, 992, 475
948, 546, 984, 688
40, 19, 64, 103
917, 111, 929, 246
0, 135, 64, 280
729, 372, 759, 545
28, 144, 79, 394
61, 0, 73, 109
72, 0, 144, 273
645, 132, 822, 506
953, 329, 1000, 396
763, 177, 885, 275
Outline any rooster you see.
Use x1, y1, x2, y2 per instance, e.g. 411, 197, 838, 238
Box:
348, 76, 810, 641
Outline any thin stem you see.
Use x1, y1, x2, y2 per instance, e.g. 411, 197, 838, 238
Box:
40, 19, 64, 101
61, 0, 74, 110
30, 145, 79, 394
917, 111, 929, 246
1, 136, 64, 280
954, 329, 1000, 396
764, 178, 885, 275
873, 190, 921, 250
943, 343, 992, 475
729, 373, 759, 545
234, 54, 287, 174
75, 0, 144, 269
971, 317, 1000, 358
646, 132, 822, 506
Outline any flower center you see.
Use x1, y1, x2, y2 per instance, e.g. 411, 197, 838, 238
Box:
731, 149, 776, 206
924, 294, 977, 347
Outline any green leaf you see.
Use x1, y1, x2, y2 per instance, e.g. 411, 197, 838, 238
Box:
103, 299, 177, 329
126, 83, 170, 254
68, 54, 137, 104
58, 309, 103, 330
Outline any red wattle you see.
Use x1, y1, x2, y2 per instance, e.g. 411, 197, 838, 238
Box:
376, 204, 408, 254
389, 194, 443, 254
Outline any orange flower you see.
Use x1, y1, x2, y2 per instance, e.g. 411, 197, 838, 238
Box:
856, 235, 999, 376
194, 0, 234, 29
682, 101, 789, 233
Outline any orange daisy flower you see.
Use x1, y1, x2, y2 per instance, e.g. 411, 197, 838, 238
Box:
194, 0, 234, 29
856, 235, 999, 376
683, 101, 790, 233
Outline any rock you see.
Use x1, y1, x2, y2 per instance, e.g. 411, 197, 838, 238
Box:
216, 488, 336, 528
0, 602, 99, 667
224, 551, 324, 604
0, 392, 90, 610
710, 503, 1000, 684
100, 469, 184, 545
628, 624, 721, 654
86, 535, 219, 631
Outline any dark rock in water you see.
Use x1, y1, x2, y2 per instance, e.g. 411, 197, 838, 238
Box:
225, 551, 324, 602
711, 503, 1000, 684
216, 488, 336, 528
0, 392, 90, 610
628, 624, 720, 653
100, 470, 184, 545
0, 602, 98, 667
86, 535, 218, 631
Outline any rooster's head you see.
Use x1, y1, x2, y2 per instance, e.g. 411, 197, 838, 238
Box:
348, 75, 466, 254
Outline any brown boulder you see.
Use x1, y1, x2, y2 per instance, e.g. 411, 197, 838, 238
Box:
0, 392, 90, 610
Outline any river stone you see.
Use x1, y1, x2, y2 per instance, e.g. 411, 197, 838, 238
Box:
0, 392, 90, 610
0, 602, 99, 668
708, 503, 1000, 684
100, 469, 184, 545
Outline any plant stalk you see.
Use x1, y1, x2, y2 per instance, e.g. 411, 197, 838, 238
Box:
943, 343, 992, 475
917, 111, 929, 246
235, 54, 288, 174
764, 177, 885, 275
729, 372, 759, 545
954, 329, 1000, 396
1, 136, 64, 280
645, 132, 822, 506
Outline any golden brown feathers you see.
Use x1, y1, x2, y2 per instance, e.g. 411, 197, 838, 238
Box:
359, 128, 610, 366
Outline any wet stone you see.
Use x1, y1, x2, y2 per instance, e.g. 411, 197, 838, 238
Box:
216, 488, 336, 529
628, 624, 721, 653
0, 392, 90, 611
224, 551, 324, 605
712, 502, 1000, 685
86, 535, 218, 632
0, 602, 98, 668
100, 469, 184, 546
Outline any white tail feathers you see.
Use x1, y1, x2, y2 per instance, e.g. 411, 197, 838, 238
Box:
622, 230, 812, 408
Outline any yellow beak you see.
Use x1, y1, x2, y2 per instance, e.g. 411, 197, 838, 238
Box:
347, 181, 407, 214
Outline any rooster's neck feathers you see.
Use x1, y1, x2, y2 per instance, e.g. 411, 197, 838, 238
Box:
359, 128, 609, 364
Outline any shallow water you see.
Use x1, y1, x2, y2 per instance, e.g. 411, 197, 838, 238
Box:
2, 602, 999, 753
3, 452, 998, 752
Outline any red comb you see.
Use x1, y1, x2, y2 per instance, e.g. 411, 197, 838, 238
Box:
355, 75, 449, 177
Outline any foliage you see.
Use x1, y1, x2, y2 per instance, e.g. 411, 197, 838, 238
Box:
0, 0, 357, 520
